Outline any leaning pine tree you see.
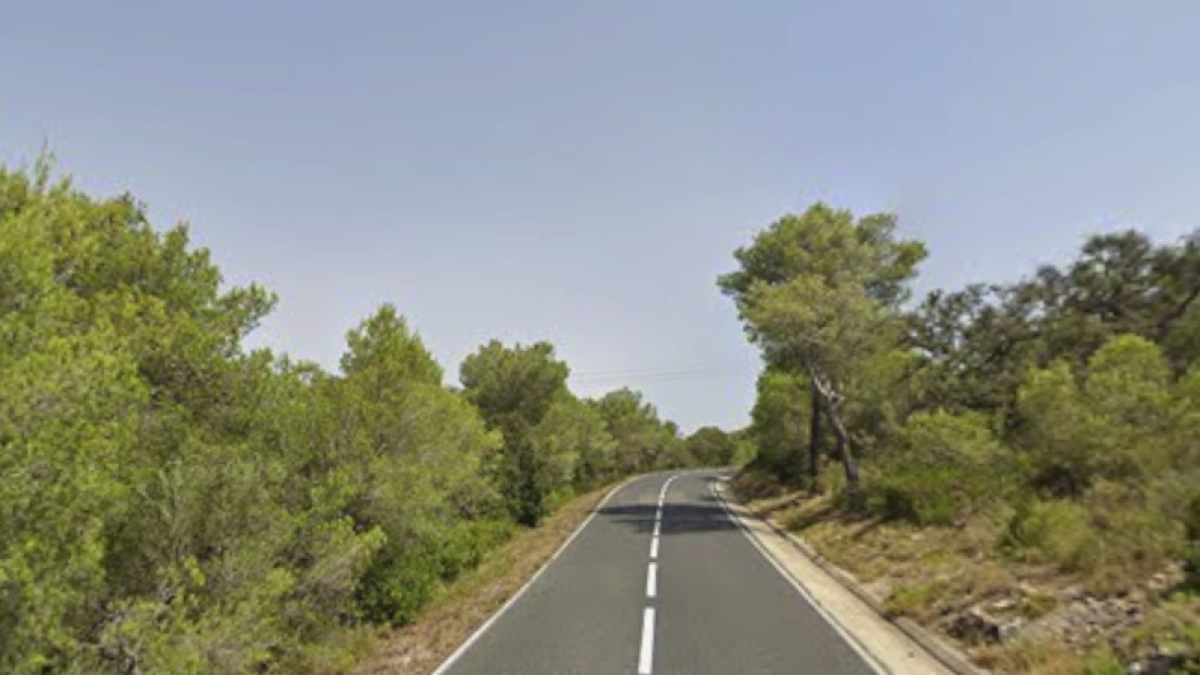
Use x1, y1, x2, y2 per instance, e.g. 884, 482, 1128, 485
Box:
718, 203, 926, 494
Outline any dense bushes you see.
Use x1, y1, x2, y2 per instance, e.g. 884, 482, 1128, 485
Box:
1018, 336, 1177, 497
872, 411, 1012, 525
0, 162, 706, 674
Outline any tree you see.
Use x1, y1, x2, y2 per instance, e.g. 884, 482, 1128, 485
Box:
590, 388, 676, 475
334, 307, 500, 624
1017, 335, 1173, 496
529, 395, 616, 492
719, 204, 926, 493
911, 231, 1200, 423
683, 427, 739, 467
1, 156, 689, 672
460, 341, 571, 525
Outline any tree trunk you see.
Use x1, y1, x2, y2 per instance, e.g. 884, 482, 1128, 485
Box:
801, 356, 861, 495
824, 399, 860, 492
807, 380, 823, 489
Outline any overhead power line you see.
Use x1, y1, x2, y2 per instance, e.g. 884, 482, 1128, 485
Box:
569, 359, 760, 385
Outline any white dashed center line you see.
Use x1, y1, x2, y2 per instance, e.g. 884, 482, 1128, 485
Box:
638, 607, 656, 674
637, 474, 678, 674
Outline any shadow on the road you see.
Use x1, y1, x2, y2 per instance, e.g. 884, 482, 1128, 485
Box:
597, 495, 739, 536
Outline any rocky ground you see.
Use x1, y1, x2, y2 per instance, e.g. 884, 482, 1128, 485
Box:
943, 565, 1191, 673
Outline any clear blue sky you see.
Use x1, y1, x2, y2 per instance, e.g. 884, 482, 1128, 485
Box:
4, 2, 1199, 431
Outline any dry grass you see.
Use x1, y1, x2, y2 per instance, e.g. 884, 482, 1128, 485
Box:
349, 483, 618, 675
974, 639, 1090, 675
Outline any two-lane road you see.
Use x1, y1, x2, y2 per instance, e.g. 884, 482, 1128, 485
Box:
435, 472, 880, 675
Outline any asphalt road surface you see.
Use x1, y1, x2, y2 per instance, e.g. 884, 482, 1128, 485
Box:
434, 471, 880, 675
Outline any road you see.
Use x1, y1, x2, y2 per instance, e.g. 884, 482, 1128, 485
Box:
433, 471, 881, 675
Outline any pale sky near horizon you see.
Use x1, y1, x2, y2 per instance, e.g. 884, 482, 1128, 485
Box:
4, 2, 1200, 431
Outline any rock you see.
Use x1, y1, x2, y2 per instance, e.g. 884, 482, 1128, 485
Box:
990, 598, 1017, 612
1133, 653, 1195, 675
947, 607, 1025, 644
996, 619, 1025, 642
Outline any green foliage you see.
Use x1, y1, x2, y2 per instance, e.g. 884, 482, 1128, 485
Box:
356, 518, 511, 626
0, 327, 144, 671
747, 368, 809, 479
1004, 483, 1183, 587
727, 204, 1200, 598
460, 341, 571, 525
885, 582, 937, 618
682, 426, 739, 467
589, 388, 678, 476
720, 204, 927, 492
871, 411, 1011, 525
1018, 336, 1175, 496
1082, 645, 1126, 675
730, 434, 757, 467
2, 159, 674, 673
530, 395, 615, 492
1004, 500, 1099, 572
325, 307, 501, 625
340, 304, 443, 385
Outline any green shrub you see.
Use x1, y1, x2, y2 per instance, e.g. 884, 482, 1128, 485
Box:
874, 468, 963, 525
1083, 644, 1125, 675
357, 549, 440, 627
1004, 499, 1101, 572
871, 411, 1012, 525
1005, 485, 1185, 587
437, 518, 515, 582
1018, 336, 1176, 497
1019, 592, 1060, 619
885, 582, 936, 619
357, 518, 515, 627
1081, 482, 1186, 585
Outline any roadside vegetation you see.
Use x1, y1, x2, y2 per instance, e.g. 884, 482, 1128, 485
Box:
723, 204, 1200, 674
350, 481, 615, 675
0, 159, 736, 675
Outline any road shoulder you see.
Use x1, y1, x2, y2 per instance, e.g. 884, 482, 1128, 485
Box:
714, 478, 976, 675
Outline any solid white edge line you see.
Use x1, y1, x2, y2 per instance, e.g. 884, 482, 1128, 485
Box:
428, 475, 639, 675
710, 480, 891, 675
650, 536, 659, 560
638, 606, 656, 674
646, 562, 658, 598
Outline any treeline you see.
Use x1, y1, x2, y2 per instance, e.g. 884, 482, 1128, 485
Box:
723, 204, 1200, 591
0, 162, 727, 675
